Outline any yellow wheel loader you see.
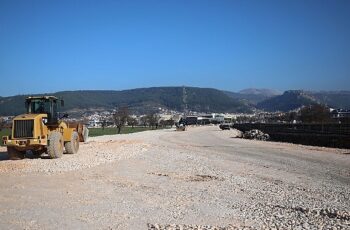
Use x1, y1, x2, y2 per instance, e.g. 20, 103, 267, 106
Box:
2, 96, 88, 160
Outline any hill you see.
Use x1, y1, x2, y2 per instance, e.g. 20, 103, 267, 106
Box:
238, 88, 282, 97
256, 90, 319, 112
224, 88, 281, 104
257, 90, 350, 112
0, 87, 252, 116
311, 91, 350, 109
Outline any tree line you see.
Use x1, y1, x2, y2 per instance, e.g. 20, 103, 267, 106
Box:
103, 106, 174, 134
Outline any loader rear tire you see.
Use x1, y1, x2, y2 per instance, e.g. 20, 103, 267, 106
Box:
47, 131, 64, 159
65, 131, 79, 154
7, 147, 25, 160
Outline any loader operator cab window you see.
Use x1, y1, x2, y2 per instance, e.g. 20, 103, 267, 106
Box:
27, 99, 50, 114
26, 98, 58, 124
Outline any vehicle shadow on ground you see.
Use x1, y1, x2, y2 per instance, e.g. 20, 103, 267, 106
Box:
0, 151, 51, 161
26, 151, 51, 159
0, 151, 9, 161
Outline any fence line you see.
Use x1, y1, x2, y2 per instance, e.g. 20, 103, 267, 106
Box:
232, 123, 350, 149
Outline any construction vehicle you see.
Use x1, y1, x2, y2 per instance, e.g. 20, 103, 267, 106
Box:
175, 117, 186, 131
175, 124, 186, 131
2, 96, 88, 160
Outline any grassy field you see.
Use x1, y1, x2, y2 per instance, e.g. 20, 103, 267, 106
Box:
0, 129, 11, 137
88, 126, 163, 137
0, 129, 11, 146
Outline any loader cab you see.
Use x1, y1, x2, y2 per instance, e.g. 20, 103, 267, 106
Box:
25, 96, 63, 125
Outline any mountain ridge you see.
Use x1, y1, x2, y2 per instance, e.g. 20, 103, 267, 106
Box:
0, 87, 252, 116
238, 88, 282, 96
224, 88, 281, 105
257, 90, 350, 112
0, 87, 349, 116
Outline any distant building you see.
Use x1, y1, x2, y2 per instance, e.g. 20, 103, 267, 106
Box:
197, 114, 211, 125
185, 116, 198, 125
88, 119, 101, 128
211, 113, 225, 124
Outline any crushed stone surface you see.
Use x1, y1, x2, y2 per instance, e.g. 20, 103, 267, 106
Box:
0, 126, 349, 229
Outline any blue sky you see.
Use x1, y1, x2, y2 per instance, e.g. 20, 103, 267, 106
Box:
0, 0, 349, 96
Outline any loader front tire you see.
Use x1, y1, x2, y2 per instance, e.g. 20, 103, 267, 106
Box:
47, 131, 64, 159
65, 131, 79, 154
7, 147, 25, 160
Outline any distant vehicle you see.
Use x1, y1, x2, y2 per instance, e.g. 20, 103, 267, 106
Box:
219, 123, 230, 130
176, 123, 186, 131
175, 118, 186, 131
2, 96, 89, 160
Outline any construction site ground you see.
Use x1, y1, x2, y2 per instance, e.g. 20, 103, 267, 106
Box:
0, 126, 349, 229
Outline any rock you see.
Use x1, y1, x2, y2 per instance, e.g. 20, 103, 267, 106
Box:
235, 130, 243, 138
242, 129, 270, 141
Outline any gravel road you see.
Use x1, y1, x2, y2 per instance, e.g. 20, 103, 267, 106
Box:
0, 126, 349, 229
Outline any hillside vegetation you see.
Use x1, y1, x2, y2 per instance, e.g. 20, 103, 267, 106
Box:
224, 88, 282, 105
312, 91, 350, 109
257, 90, 318, 112
1, 87, 349, 115
0, 87, 252, 116
257, 90, 350, 112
